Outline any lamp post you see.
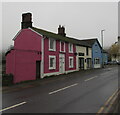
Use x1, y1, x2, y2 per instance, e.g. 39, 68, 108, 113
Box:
101, 29, 105, 68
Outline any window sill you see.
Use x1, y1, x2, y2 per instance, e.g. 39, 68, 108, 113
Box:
49, 49, 56, 52
49, 68, 56, 70
60, 51, 65, 53
69, 66, 74, 68
69, 52, 73, 53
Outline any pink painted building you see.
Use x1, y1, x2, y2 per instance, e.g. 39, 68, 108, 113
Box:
6, 13, 79, 83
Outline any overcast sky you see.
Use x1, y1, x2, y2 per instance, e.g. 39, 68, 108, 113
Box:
2, 2, 118, 51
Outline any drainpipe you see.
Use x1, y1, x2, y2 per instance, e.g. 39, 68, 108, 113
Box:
41, 36, 45, 78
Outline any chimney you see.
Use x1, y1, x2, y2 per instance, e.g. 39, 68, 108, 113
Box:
21, 13, 32, 29
58, 25, 66, 37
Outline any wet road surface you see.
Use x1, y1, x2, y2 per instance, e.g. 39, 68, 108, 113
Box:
2, 65, 119, 113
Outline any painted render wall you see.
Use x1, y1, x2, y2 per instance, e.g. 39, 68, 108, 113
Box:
65, 43, 76, 72
6, 29, 42, 83
103, 53, 108, 64
44, 38, 60, 74
43, 38, 76, 76
76, 46, 92, 70
14, 29, 41, 51
92, 41, 102, 68
6, 29, 77, 83
14, 50, 41, 83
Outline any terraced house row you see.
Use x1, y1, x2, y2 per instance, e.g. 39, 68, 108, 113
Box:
6, 13, 108, 83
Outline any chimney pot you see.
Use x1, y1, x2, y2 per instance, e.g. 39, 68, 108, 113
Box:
21, 12, 32, 29
58, 25, 66, 37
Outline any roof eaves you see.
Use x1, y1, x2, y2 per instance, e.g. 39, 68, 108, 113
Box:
12, 30, 22, 41
31, 27, 79, 44
5, 49, 14, 56
29, 27, 43, 37
31, 27, 92, 47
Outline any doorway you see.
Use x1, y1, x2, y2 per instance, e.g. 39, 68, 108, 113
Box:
79, 58, 84, 69
59, 54, 65, 74
36, 61, 41, 79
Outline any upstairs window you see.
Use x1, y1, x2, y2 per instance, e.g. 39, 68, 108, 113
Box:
60, 41, 65, 52
86, 47, 89, 56
49, 38, 56, 51
69, 43, 73, 53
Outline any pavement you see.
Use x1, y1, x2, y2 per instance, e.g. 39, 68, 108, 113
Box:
2, 68, 100, 93
1, 65, 120, 113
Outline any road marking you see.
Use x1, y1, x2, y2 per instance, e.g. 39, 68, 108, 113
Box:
104, 89, 118, 106
49, 83, 78, 95
103, 68, 112, 71
96, 89, 118, 114
0, 101, 27, 112
84, 76, 98, 82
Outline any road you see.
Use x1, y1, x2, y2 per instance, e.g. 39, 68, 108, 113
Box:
0, 64, 2, 84
2, 65, 119, 113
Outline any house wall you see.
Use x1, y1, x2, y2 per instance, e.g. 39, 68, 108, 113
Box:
43, 38, 76, 77
92, 41, 102, 68
6, 29, 42, 83
6, 28, 77, 82
103, 53, 108, 64
14, 50, 41, 83
65, 43, 76, 72
76, 45, 92, 70
44, 38, 60, 74
88, 48, 92, 58
14, 29, 41, 51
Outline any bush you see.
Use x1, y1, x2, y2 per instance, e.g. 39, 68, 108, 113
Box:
2, 73, 13, 86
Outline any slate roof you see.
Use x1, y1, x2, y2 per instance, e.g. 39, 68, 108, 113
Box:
80, 38, 102, 49
31, 27, 91, 47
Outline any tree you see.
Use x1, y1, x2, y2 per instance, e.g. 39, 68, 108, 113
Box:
109, 43, 119, 61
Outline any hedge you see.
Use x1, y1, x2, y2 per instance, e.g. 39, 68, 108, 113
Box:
2, 73, 13, 86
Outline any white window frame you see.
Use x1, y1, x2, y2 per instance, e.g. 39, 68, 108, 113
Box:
60, 41, 65, 52
69, 56, 74, 68
49, 38, 56, 51
69, 43, 73, 53
49, 55, 56, 70
94, 58, 100, 64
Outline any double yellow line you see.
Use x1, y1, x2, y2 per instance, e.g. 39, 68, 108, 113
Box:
96, 89, 119, 114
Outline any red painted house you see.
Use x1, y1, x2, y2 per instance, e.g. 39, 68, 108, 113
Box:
6, 13, 81, 83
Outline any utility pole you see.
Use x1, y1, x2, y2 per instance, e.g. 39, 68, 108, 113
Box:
101, 30, 105, 68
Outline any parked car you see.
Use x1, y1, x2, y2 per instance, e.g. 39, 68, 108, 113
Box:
107, 61, 118, 65
117, 61, 120, 65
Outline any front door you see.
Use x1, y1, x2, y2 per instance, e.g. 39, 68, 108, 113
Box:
79, 58, 84, 69
36, 61, 41, 79
59, 54, 65, 74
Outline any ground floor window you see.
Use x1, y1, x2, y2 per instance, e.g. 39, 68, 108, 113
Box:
49, 55, 56, 70
87, 58, 91, 68
94, 58, 100, 64
69, 56, 74, 68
